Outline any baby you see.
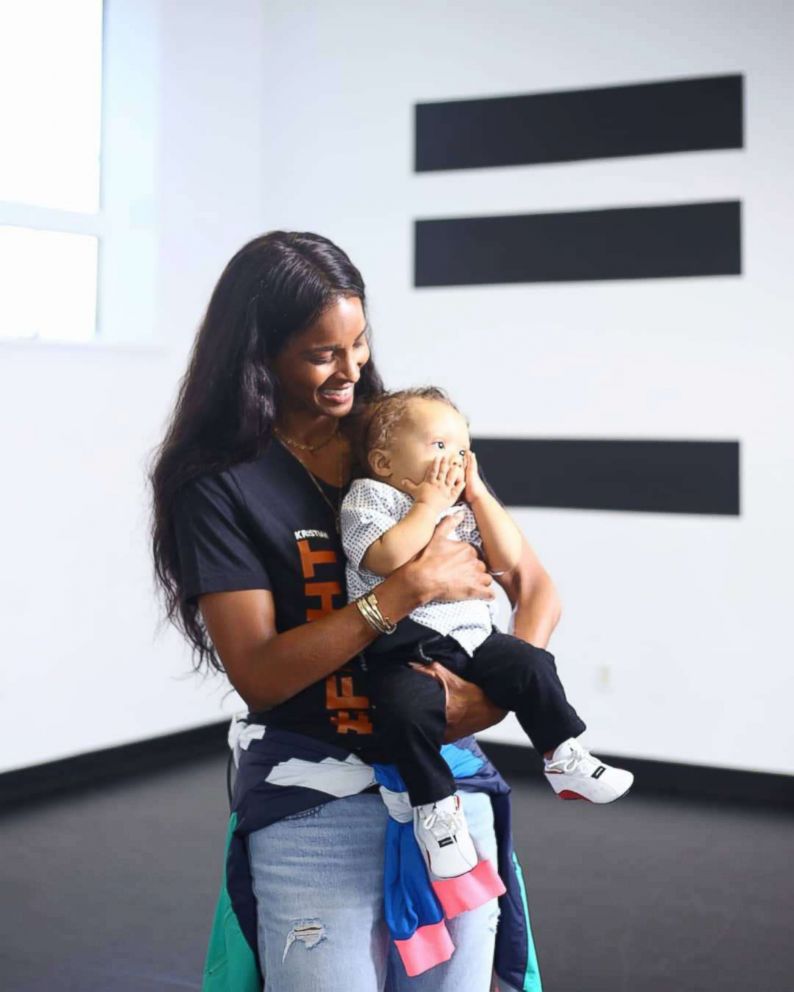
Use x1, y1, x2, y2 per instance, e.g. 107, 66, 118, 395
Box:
340, 386, 633, 879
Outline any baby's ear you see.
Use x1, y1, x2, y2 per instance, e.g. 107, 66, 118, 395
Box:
368, 449, 391, 479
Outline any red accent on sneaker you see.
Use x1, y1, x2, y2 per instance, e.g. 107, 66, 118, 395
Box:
558, 790, 592, 801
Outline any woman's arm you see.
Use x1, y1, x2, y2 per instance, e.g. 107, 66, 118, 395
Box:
199, 514, 494, 711
410, 532, 561, 738
493, 533, 562, 648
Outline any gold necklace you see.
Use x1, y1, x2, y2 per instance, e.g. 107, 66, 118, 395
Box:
273, 421, 339, 453
275, 434, 345, 533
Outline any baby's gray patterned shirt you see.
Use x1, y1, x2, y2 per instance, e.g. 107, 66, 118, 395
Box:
340, 477, 495, 656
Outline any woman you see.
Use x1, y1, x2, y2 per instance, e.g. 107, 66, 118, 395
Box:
150, 231, 559, 991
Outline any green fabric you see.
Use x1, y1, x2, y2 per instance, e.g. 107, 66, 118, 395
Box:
511, 850, 543, 992
202, 814, 261, 992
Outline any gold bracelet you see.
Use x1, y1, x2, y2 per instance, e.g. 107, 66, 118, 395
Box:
355, 595, 382, 632
358, 594, 394, 635
365, 591, 397, 634
355, 595, 387, 633
354, 592, 397, 635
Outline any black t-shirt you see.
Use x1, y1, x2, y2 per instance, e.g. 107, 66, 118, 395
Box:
172, 437, 381, 749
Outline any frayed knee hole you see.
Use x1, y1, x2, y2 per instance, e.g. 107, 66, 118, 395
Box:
282, 920, 328, 962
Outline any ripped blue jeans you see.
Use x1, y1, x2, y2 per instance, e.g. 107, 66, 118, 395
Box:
247, 789, 501, 991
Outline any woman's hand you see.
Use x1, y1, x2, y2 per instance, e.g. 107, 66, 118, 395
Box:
408, 661, 506, 741
404, 512, 495, 606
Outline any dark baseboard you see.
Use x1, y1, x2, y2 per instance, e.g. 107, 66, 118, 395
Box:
2, 725, 793, 811
0, 720, 229, 811
477, 740, 794, 809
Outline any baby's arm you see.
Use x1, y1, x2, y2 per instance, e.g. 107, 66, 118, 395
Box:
464, 451, 522, 573
362, 455, 465, 576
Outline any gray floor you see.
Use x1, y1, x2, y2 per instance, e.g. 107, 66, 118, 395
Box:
1, 752, 792, 992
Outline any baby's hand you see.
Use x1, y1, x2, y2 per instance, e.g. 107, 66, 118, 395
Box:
403, 454, 465, 511
463, 450, 488, 504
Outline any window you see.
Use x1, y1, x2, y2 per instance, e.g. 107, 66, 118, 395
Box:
0, 0, 158, 346
0, 0, 103, 342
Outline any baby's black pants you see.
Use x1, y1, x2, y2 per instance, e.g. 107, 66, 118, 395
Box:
362, 623, 587, 807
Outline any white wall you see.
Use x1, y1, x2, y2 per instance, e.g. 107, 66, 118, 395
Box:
0, 0, 265, 773
2, 0, 792, 777
253, 0, 794, 775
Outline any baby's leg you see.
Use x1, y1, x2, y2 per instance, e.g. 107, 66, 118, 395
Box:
465, 631, 586, 754
366, 660, 456, 806
467, 632, 633, 803
367, 661, 481, 878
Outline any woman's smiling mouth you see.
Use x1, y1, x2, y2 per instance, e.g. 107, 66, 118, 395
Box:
319, 383, 354, 404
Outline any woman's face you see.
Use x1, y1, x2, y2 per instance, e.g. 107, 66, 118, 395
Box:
271, 295, 370, 420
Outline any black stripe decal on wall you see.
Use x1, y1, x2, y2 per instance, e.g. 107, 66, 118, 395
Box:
415, 74, 743, 172
474, 438, 740, 515
414, 201, 741, 287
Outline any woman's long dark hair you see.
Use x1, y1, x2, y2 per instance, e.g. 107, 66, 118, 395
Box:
148, 231, 384, 673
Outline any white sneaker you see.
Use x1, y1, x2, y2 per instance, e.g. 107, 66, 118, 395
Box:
543, 738, 634, 804
413, 794, 479, 878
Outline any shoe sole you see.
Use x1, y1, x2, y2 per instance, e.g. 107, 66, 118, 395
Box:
557, 782, 634, 804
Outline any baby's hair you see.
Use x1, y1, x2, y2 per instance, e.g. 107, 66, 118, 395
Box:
354, 386, 466, 478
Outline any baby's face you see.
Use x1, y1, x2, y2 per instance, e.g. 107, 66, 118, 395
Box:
371, 398, 470, 494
